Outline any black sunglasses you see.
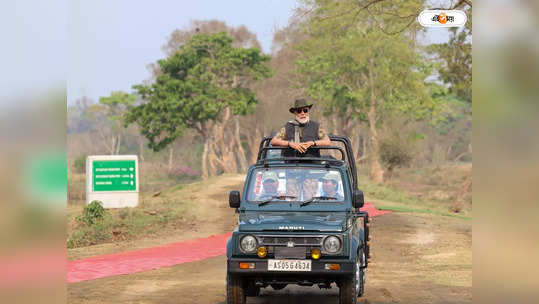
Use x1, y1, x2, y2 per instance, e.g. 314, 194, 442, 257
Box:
294, 107, 309, 114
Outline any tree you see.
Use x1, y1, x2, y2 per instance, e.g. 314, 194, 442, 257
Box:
125, 32, 272, 178
295, 0, 435, 183
162, 20, 261, 56
67, 96, 93, 134
86, 91, 135, 155
146, 20, 262, 82
428, 5, 472, 103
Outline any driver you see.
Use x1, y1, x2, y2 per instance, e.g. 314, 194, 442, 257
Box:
257, 172, 280, 200
320, 172, 344, 200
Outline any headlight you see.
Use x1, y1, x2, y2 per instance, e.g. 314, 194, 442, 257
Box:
240, 235, 258, 253
323, 236, 341, 253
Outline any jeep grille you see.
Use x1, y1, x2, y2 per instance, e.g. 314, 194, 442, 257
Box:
258, 236, 323, 246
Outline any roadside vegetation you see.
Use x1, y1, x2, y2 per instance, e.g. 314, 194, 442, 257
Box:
67, 186, 196, 249
360, 163, 472, 219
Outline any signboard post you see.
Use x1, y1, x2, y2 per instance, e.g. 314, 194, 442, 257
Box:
86, 155, 139, 208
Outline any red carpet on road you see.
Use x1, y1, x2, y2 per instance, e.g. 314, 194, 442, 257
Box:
360, 202, 393, 217
67, 233, 232, 283
67, 203, 390, 283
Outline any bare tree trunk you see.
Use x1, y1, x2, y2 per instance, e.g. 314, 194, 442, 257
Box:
234, 116, 248, 172
331, 114, 339, 135
201, 138, 210, 179
454, 143, 472, 162
446, 144, 453, 161
353, 130, 362, 160
368, 104, 384, 183
168, 146, 174, 173
115, 133, 122, 154
358, 133, 369, 162
138, 137, 145, 161
367, 61, 384, 183
244, 125, 261, 164
110, 136, 116, 155
224, 109, 238, 173
214, 107, 237, 173
207, 144, 219, 176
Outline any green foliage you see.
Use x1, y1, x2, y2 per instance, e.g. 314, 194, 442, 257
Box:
427, 6, 472, 103
84, 91, 137, 154
87, 91, 136, 130
426, 83, 472, 160
295, 0, 435, 123
126, 32, 273, 151
73, 155, 86, 174
78, 200, 106, 226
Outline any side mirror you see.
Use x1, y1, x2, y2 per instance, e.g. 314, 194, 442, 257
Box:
353, 189, 364, 208
229, 190, 241, 208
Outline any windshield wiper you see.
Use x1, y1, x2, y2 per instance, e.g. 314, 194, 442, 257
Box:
258, 195, 298, 206
300, 196, 337, 207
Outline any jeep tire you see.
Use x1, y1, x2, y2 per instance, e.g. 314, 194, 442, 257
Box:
245, 282, 260, 297
357, 250, 366, 297
226, 273, 246, 304
339, 252, 364, 304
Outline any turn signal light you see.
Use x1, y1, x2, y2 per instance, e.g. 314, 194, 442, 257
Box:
311, 248, 321, 260
324, 263, 340, 270
257, 246, 267, 258
239, 262, 255, 269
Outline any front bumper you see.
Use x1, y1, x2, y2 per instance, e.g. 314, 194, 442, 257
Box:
227, 258, 354, 277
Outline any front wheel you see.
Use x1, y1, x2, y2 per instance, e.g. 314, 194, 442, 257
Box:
340, 252, 365, 304
226, 273, 246, 304
357, 250, 366, 297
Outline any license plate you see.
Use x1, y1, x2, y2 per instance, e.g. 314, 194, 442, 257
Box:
268, 259, 312, 271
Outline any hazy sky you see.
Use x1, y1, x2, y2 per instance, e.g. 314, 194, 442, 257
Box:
68, 0, 453, 105
0, 1, 67, 104
68, 0, 299, 105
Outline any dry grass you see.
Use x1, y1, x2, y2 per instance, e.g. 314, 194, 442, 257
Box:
358, 162, 472, 217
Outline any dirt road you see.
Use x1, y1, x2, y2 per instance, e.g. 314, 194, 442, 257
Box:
68, 175, 472, 303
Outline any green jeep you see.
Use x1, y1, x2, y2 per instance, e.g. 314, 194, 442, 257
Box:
226, 136, 371, 304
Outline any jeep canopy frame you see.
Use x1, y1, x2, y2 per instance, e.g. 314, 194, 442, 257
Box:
256, 135, 358, 190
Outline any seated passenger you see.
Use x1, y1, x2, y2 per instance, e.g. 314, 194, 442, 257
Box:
319, 172, 344, 200
270, 98, 331, 158
256, 172, 281, 200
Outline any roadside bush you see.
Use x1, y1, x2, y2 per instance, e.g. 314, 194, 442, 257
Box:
67, 215, 113, 248
78, 200, 106, 225
380, 137, 413, 178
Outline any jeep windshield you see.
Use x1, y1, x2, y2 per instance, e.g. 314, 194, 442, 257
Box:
247, 167, 346, 204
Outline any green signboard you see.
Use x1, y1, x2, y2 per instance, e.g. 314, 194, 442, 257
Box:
92, 160, 136, 191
